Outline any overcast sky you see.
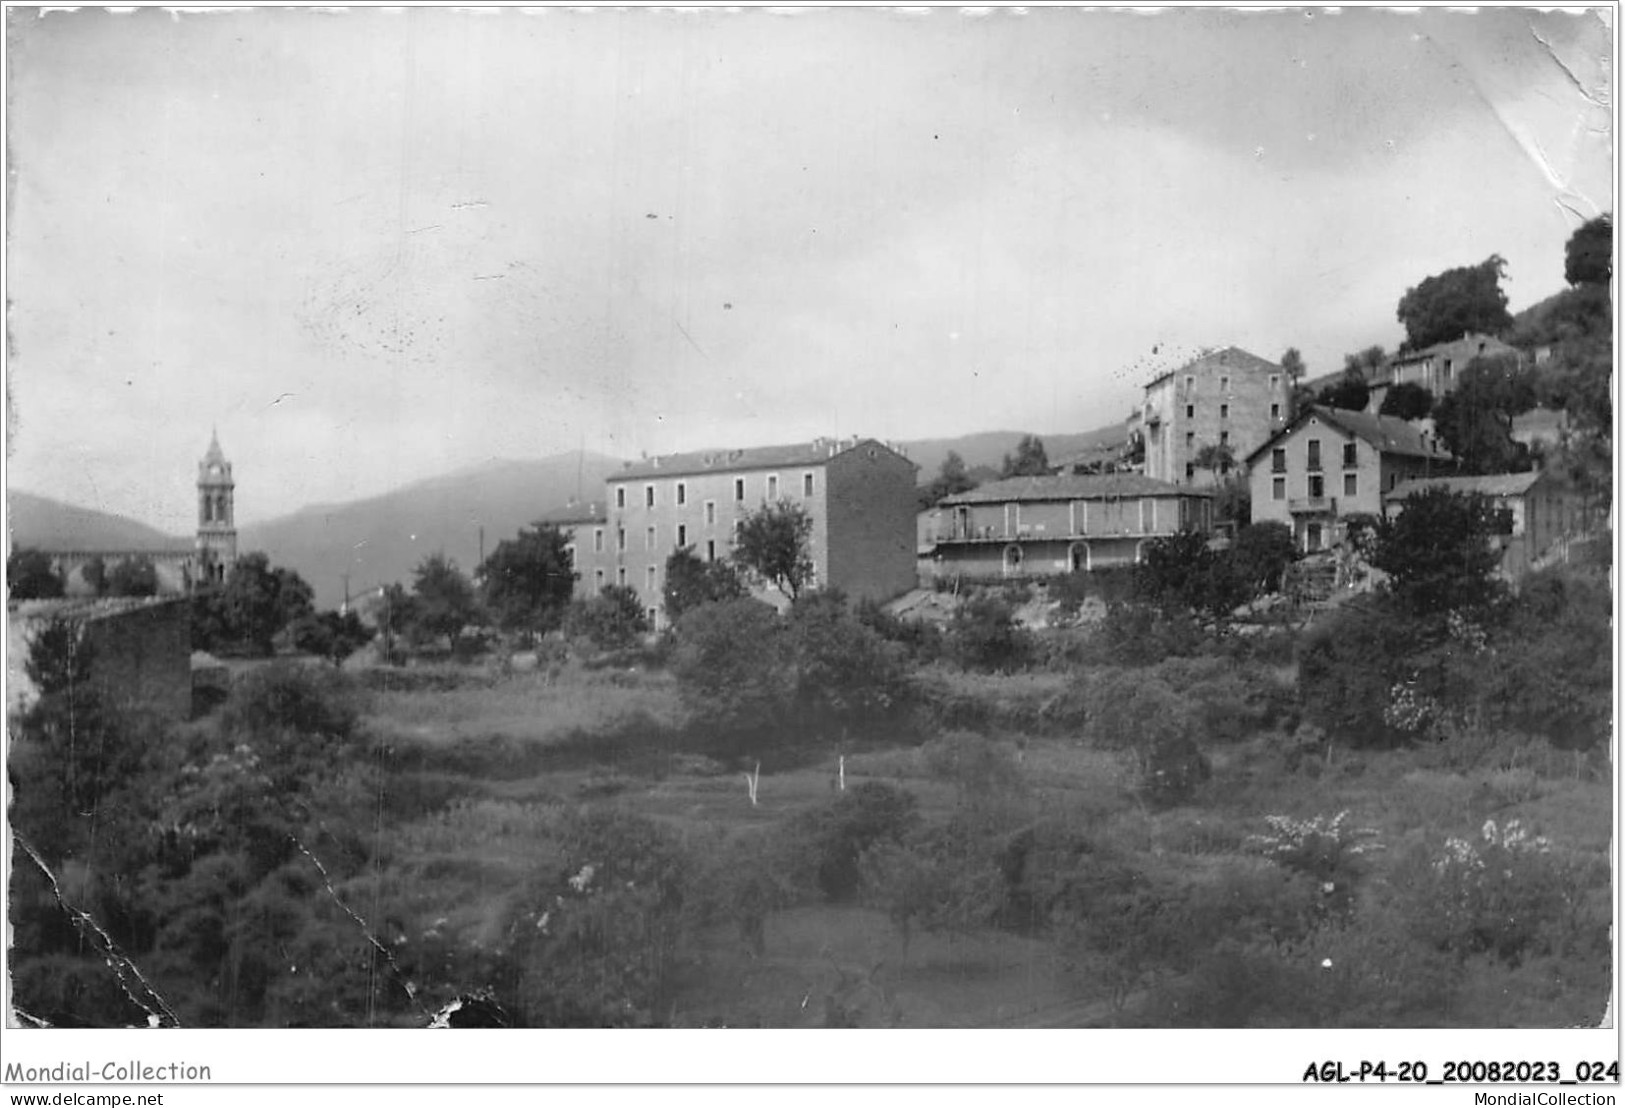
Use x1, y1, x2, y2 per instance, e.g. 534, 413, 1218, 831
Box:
5, 6, 1612, 532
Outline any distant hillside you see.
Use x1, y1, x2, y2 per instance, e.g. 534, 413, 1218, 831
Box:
900, 423, 1132, 481
8, 490, 187, 552
238, 452, 624, 608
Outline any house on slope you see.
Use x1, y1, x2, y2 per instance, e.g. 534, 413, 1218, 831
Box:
1246, 406, 1452, 553
1384, 471, 1585, 579
927, 473, 1214, 580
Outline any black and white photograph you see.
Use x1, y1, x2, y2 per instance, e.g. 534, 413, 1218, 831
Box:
2, 1, 1616, 1088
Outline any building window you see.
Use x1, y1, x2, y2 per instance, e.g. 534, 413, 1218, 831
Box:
1185, 462, 1195, 480
1271, 403, 1281, 420
1185, 404, 1195, 419
1306, 439, 1322, 471
734, 478, 745, 502
1343, 473, 1357, 497
1308, 474, 1325, 499
647, 565, 656, 591
1184, 375, 1195, 394
617, 527, 626, 552
803, 472, 815, 497
1220, 403, 1229, 420
676, 482, 687, 506
1220, 376, 1230, 392
594, 568, 605, 589
564, 546, 576, 568
1343, 442, 1358, 468
677, 523, 687, 547
1185, 431, 1195, 449
593, 528, 605, 553
1269, 374, 1280, 389
646, 525, 656, 551
615, 486, 626, 509
645, 485, 656, 508
617, 566, 627, 586
1272, 476, 1285, 501
767, 474, 779, 500
705, 500, 716, 526
1306, 523, 1323, 552
706, 540, 716, 562
647, 607, 659, 628
1219, 430, 1229, 447
1271, 448, 1286, 474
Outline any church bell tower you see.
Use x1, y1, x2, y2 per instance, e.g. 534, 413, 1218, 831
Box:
197, 429, 238, 583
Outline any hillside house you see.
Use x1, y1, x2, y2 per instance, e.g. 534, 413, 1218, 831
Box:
1246, 406, 1452, 553
1137, 347, 1292, 486
927, 474, 1214, 580
1379, 332, 1520, 401
8, 596, 193, 722
582, 437, 917, 628
1384, 472, 1584, 579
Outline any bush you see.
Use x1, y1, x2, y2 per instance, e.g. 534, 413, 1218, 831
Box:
855, 598, 945, 663
671, 599, 792, 739
782, 782, 920, 901
1084, 669, 1210, 806
786, 592, 912, 734
920, 730, 1025, 805
563, 585, 649, 652
220, 663, 362, 744
949, 593, 1033, 672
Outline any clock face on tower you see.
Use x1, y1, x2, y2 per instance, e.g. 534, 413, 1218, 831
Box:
209, 465, 222, 477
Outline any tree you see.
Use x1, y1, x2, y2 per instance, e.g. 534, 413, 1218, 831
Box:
1378, 382, 1434, 421
1564, 213, 1611, 287
919, 451, 978, 509
1431, 355, 1537, 475
476, 524, 577, 634
1000, 435, 1050, 478
1396, 255, 1513, 352
409, 554, 480, 644
217, 552, 316, 655
81, 555, 108, 597
1280, 348, 1306, 385
785, 591, 910, 732
671, 598, 793, 737
662, 546, 746, 623
8, 548, 63, 600
733, 500, 815, 601
1228, 521, 1298, 596
1192, 443, 1235, 477
1371, 488, 1506, 616
106, 556, 159, 597
563, 585, 649, 651
292, 610, 373, 668
1317, 377, 1371, 412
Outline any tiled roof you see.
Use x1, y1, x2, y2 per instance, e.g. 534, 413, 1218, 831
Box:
939, 473, 1211, 506
534, 500, 606, 526
1386, 472, 1543, 501
1144, 346, 1283, 388
1245, 405, 1449, 464
614, 437, 912, 481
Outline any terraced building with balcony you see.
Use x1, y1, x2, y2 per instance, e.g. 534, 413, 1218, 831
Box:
925, 473, 1215, 581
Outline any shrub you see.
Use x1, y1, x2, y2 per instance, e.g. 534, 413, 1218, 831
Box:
1092, 601, 1206, 667
855, 598, 945, 663
949, 593, 1033, 672
786, 592, 912, 734
563, 585, 649, 652
920, 730, 1025, 805
670, 599, 792, 739
1247, 810, 1382, 917
782, 782, 920, 902
1084, 669, 1210, 806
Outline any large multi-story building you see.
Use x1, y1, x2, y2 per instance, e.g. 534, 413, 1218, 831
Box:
569, 437, 917, 628
1137, 347, 1292, 486
925, 473, 1215, 580
1245, 405, 1452, 552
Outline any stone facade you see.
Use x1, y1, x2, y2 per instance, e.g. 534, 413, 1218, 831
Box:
1247, 406, 1453, 552
927, 474, 1215, 580
1139, 347, 1291, 486
9, 597, 193, 723
567, 437, 917, 628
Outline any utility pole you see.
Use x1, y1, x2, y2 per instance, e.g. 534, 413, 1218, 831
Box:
478, 525, 485, 569
341, 573, 351, 614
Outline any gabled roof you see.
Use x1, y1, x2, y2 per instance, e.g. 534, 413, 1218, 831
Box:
1144, 346, 1283, 388
534, 500, 607, 527
1243, 405, 1450, 465
1386, 472, 1543, 502
614, 437, 913, 481
939, 473, 1211, 506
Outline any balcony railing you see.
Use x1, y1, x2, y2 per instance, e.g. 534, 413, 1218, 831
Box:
1288, 496, 1337, 515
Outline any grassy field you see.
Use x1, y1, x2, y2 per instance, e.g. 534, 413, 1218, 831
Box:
353, 658, 1613, 1028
